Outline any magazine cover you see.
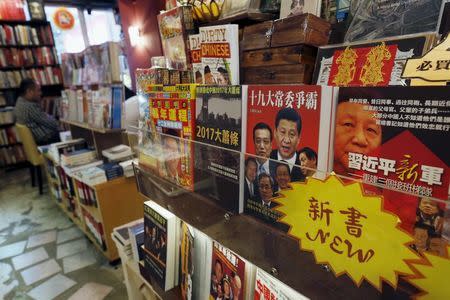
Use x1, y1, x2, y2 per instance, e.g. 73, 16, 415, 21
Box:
334, 86, 449, 257
209, 241, 245, 300
189, 34, 204, 84
150, 85, 196, 190
345, 0, 443, 42
158, 6, 194, 70
245, 85, 336, 229
194, 85, 243, 213
199, 24, 240, 85
313, 33, 435, 87
180, 222, 194, 300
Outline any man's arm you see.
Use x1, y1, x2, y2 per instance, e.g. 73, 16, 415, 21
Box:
29, 104, 58, 130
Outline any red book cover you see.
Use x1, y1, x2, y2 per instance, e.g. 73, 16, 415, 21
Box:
0, 0, 26, 21
334, 86, 449, 257
210, 241, 245, 300
150, 88, 195, 191
245, 85, 337, 229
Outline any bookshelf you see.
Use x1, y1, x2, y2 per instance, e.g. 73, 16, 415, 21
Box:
0, 18, 63, 168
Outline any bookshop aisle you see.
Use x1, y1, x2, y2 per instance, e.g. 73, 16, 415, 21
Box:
0, 169, 127, 300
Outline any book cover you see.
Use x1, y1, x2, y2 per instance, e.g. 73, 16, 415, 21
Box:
180, 222, 194, 300
0, 0, 26, 21
194, 85, 244, 213
313, 33, 435, 87
209, 241, 245, 300
254, 268, 308, 300
345, 0, 443, 43
189, 34, 203, 84
199, 24, 240, 85
334, 86, 449, 257
150, 85, 196, 191
143, 200, 178, 291
158, 6, 194, 70
245, 85, 337, 229
280, 0, 321, 19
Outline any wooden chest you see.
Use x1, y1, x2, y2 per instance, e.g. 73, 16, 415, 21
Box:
241, 14, 330, 84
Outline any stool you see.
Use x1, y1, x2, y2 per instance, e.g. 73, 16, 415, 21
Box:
15, 124, 44, 194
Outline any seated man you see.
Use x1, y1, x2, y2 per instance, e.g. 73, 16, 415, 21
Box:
14, 78, 60, 145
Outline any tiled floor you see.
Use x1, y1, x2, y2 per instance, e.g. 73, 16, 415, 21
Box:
0, 169, 127, 299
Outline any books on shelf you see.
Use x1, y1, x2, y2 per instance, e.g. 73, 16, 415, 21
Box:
98, 162, 124, 181
82, 207, 107, 250
62, 85, 123, 129
157, 6, 195, 70
0, 24, 53, 46
199, 24, 240, 85
0, 107, 14, 124
0, 67, 62, 88
194, 85, 246, 213
0, 126, 21, 145
244, 85, 338, 231
61, 149, 97, 167
62, 159, 103, 177
0, 144, 25, 166
143, 200, 180, 291
61, 42, 122, 87
0, 47, 57, 68
48, 138, 87, 164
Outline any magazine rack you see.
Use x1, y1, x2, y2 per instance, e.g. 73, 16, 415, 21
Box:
133, 129, 447, 299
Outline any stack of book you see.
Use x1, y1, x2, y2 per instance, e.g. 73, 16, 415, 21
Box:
112, 219, 144, 263
61, 149, 97, 167
98, 162, 124, 181
102, 144, 133, 162
48, 138, 87, 164
119, 159, 137, 178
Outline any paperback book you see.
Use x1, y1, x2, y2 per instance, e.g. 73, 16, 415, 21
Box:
254, 268, 308, 300
189, 34, 203, 84
334, 86, 450, 257
244, 85, 337, 229
199, 24, 240, 85
143, 200, 180, 291
194, 85, 245, 213
180, 222, 194, 300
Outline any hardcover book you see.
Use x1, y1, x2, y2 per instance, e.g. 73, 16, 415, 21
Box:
334, 86, 450, 257
313, 33, 436, 87
143, 200, 179, 291
245, 85, 337, 229
199, 24, 240, 85
194, 85, 245, 213
209, 241, 245, 300
345, 0, 443, 43
158, 6, 194, 70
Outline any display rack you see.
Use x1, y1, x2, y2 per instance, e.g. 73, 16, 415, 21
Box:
42, 122, 143, 262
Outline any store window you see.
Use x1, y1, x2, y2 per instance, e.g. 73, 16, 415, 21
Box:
44, 6, 86, 55
83, 9, 121, 45
44, 6, 122, 60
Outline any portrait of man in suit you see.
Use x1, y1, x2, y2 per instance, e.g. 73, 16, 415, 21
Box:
252, 122, 273, 177
270, 108, 305, 182
244, 157, 258, 201
257, 173, 276, 208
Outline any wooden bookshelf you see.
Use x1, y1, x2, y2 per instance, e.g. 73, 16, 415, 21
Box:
42, 138, 143, 262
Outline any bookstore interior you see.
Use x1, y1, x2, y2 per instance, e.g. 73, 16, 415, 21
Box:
0, 0, 449, 299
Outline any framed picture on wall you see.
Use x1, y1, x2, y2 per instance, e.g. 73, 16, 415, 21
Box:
27, 0, 46, 20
